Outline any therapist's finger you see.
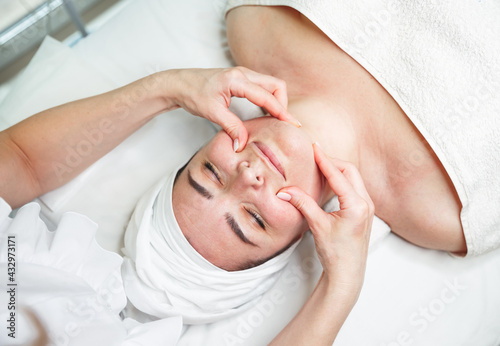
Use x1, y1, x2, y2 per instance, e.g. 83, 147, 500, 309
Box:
236, 67, 289, 110
313, 143, 374, 213
313, 143, 357, 201
211, 105, 249, 152
277, 186, 329, 238
326, 156, 373, 204
230, 77, 301, 128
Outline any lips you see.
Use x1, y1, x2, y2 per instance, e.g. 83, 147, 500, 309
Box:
254, 142, 286, 179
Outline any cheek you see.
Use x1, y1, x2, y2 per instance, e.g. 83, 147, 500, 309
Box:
266, 198, 305, 232
287, 162, 323, 201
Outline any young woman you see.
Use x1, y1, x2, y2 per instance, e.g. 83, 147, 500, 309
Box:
2, 4, 496, 344
0, 66, 373, 344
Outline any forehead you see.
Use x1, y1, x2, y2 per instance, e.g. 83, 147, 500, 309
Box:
173, 162, 221, 225
172, 167, 236, 262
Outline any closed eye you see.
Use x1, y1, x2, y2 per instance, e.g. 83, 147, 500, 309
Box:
203, 160, 266, 231
246, 208, 266, 230
204, 161, 222, 184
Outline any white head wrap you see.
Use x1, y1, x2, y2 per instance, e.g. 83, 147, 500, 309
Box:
121, 168, 299, 324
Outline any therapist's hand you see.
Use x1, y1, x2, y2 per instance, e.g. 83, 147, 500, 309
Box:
278, 143, 374, 297
165, 67, 300, 152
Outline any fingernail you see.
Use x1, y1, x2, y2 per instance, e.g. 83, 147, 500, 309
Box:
277, 192, 292, 201
294, 119, 302, 128
233, 138, 239, 152
313, 141, 322, 149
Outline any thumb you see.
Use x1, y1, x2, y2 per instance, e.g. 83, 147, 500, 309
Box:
216, 108, 249, 152
277, 187, 329, 235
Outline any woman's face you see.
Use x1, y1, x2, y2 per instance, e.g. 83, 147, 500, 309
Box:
173, 117, 325, 271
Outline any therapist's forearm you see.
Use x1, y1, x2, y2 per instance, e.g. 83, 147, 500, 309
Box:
0, 71, 179, 208
270, 274, 358, 346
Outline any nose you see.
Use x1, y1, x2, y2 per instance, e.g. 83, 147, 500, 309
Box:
231, 159, 264, 192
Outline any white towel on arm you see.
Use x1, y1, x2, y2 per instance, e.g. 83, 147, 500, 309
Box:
226, 0, 500, 256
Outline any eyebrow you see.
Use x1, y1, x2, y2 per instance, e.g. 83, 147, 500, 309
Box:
187, 170, 213, 199
225, 213, 258, 247
186, 169, 257, 247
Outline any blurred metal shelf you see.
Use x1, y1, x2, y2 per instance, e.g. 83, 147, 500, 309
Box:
0, 0, 122, 83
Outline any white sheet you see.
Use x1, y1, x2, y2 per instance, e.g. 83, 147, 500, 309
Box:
1, 0, 499, 345
0, 197, 183, 346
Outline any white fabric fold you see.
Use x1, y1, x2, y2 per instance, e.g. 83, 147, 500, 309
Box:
122, 168, 300, 324
0, 198, 182, 346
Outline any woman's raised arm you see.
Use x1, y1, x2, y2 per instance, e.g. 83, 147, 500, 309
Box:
0, 67, 295, 208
